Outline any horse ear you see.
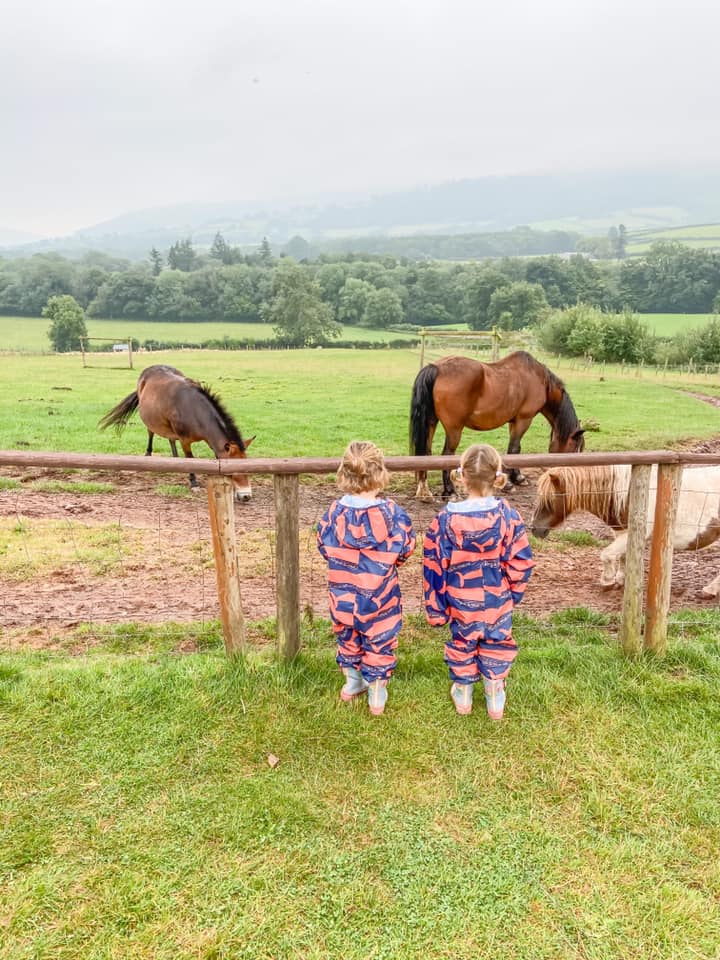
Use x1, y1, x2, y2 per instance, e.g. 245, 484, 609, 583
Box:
547, 469, 563, 489
573, 428, 586, 440
244, 435, 256, 449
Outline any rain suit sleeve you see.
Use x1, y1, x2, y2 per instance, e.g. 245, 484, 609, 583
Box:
501, 508, 535, 605
422, 514, 450, 626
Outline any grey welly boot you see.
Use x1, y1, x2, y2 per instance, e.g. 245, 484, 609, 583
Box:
339, 667, 369, 702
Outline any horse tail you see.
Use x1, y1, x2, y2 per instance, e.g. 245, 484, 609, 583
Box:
409, 363, 439, 456
98, 391, 139, 432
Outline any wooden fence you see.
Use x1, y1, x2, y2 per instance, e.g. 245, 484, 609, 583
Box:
1, 448, 718, 660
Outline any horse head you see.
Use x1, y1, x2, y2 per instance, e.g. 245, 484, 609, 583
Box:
549, 426, 585, 455
530, 469, 569, 538
224, 435, 256, 502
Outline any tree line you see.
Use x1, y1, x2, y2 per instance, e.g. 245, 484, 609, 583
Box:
3, 235, 720, 336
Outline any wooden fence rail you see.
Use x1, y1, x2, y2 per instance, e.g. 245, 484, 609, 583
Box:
2, 448, 719, 659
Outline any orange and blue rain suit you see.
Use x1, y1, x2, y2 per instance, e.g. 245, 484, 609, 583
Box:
423, 497, 534, 685
317, 496, 416, 681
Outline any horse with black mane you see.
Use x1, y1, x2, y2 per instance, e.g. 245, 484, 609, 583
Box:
410, 351, 585, 498
99, 364, 255, 501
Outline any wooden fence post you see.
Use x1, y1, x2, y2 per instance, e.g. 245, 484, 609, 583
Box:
207, 476, 246, 656
274, 473, 301, 659
644, 463, 683, 656
618, 464, 651, 658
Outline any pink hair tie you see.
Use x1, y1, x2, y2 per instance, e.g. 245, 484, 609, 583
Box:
496, 470, 503, 477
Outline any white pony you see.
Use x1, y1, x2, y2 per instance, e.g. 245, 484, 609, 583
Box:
530, 464, 720, 596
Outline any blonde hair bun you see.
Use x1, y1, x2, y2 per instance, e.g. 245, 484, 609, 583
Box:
459, 443, 506, 494
337, 440, 389, 495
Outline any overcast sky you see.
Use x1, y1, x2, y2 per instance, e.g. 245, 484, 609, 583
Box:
1, 0, 717, 237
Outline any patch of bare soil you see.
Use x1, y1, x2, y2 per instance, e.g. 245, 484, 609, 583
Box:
2, 441, 720, 648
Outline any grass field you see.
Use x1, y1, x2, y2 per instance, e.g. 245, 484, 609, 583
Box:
3, 340, 720, 958
627, 222, 720, 256
0, 317, 411, 353
633, 313, 715, 337
2, 348, 720, 460
1, 613, 720, 959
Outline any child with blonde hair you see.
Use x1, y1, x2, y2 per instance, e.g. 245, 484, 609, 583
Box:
423, 443, 534, 719
317, 441, 416, 715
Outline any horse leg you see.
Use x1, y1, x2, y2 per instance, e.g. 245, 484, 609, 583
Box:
180, 441, 199, 492
506, 419, 532, 485
169, 439, 179, 457
415, 421, 438, 500
440, 428, 463, 500
600, 534, 627, 590
701, 572, 720, 598
145, 431, 154, 456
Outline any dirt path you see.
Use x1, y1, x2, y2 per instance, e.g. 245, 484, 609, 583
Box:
2, 446, 719, 647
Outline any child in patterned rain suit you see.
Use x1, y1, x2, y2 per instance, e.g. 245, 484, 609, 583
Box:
317, 440, 416, 715
423, 443, 534, 719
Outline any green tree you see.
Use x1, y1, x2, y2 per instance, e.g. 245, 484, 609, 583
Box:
167, 238, 197, 272
284, 235, 313, 260
44, 295, 88, 352
462, 268, 510, 329
73, 266, 108, 309
338, 278, 374, 325
149, 247, 163, 276
316, 262, 348, 317
88, 270, 155, 318
261, 259, 340, 346
210, 232, 232, 265
259, 237, 274, 266
487, 280, 548, 329
616, 224, 628, 259
362, 287, 404, 328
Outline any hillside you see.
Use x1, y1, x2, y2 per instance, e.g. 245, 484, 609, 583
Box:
627, 222, 720, 255
5, 170, 720, 260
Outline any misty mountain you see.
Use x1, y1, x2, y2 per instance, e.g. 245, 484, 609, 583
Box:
4, 170, 720, 260
0, 227, 42, 248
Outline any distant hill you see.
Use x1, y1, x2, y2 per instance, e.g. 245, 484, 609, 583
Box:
0, 227, 42, 248
6, 170, 720, 260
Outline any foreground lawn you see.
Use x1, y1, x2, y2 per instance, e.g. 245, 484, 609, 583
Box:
1, 612, 719, 959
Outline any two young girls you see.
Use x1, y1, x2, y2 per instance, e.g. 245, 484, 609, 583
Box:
317, 440, 534, 718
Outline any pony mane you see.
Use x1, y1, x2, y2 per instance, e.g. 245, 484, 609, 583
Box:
536, 465, 631, 526
197, 383, 246, 450
541, 360, 581, 444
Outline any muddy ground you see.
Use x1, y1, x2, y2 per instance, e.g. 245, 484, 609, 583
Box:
2, 446, 719, 648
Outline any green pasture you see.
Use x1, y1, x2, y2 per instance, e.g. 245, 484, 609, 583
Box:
0, 316, 407, 353
1, 613, 720, 959
639, 313, 715, 337
2, 349, 720, 463
627, 222, 720, 256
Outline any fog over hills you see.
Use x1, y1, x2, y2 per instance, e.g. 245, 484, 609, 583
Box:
3, 170, 720, 260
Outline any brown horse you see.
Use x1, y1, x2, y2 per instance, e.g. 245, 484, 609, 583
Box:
99, 364, 255, 501
410, 351, 585, 498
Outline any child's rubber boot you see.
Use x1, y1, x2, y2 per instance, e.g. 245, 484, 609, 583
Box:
483, 678, 506, 720
367, 679, 388, 716
450, 682, 473, 715
339, 667, 369, 702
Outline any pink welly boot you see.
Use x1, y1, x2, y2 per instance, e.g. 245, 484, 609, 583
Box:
367, 679, 388, 716
483, 678, 506, 720
339, 667, 369, 702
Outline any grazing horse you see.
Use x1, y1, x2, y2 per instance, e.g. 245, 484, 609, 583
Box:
99, 364, 255, 501
530, 464, 720, 596
410, 351, 585, 498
